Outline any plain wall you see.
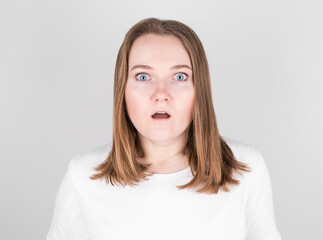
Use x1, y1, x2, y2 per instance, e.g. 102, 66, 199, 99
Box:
1, 0, 322, 239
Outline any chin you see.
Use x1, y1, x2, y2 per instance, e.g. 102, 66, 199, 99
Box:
146, 134, 174, 142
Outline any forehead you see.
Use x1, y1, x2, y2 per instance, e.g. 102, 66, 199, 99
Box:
128, 34, 191, 68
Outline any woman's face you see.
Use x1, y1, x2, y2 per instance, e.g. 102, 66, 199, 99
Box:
125, 34, 195, 143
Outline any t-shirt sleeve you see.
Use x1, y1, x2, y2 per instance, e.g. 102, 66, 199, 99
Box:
46, 156, 91, 240
245, 146, 282, 240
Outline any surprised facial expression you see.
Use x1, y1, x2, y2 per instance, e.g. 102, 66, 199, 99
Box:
125, 34, 195, 143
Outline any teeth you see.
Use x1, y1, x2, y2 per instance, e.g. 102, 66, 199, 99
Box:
156, 111, 167, 114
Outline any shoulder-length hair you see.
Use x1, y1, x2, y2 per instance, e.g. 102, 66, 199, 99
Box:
90, 17, 250, 194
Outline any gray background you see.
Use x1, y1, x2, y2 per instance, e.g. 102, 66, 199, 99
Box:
1, 0, 322, 239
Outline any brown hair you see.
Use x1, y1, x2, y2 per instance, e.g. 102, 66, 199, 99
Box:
90, 17, 250, 194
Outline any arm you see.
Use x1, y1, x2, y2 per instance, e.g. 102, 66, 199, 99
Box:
46, 156, 91, 240
245, 147, 282, 240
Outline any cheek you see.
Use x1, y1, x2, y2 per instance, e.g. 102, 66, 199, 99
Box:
175, 89, 195, 121
125, 84, 146, 117
182, 88, 195, 110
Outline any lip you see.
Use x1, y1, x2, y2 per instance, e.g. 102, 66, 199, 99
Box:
151, 115, 172, 121
150, 110, 171, 117
151, 110, 172, 121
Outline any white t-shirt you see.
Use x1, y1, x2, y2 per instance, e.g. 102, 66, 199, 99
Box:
46, 136, 282, 240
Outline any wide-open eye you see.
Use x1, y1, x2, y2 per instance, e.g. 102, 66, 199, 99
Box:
135, 73, 149, 82
175, 72, 188, 81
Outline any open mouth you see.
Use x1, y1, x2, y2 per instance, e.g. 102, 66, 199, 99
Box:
151, 112, 171, 120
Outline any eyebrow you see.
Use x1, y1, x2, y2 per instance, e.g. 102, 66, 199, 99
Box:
130, 64, 192, 72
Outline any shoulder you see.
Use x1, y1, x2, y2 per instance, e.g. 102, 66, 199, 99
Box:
221, 135, 265, 177
68, 142, 112, 181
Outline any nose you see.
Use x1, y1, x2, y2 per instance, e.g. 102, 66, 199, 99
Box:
154, 92, 169, 102
153, 79, 170, 102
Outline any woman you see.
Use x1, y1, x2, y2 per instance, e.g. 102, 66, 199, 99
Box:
47, 17, 281, 240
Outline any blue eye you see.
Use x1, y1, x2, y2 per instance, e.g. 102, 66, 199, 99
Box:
135, 73, 149, 82
134, 72, 189, 82
175, 73, 188, 81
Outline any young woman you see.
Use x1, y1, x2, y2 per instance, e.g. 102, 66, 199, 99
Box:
47, 17, 281, 240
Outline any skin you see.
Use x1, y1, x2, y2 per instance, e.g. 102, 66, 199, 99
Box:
125, 33, 195, 174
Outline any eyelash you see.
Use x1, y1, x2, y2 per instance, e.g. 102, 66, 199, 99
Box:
134, 72, 189, 82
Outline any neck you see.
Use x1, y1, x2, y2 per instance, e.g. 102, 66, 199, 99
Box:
137, 132, 189, 174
